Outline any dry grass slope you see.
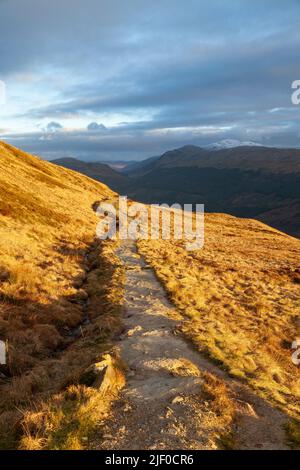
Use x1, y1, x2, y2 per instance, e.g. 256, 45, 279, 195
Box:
0, 142, 125, 449
138, 213, 300, 420
1, 142, 300, 448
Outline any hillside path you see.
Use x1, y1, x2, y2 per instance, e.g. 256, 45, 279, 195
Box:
93, 240, 289, 450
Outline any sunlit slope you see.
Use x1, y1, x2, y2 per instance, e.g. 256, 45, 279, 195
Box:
0, 141, 115, 374
0, 142, 124, 449
0, 140, 114, 311
0, 141, 113, 227
138, 213, 300, 415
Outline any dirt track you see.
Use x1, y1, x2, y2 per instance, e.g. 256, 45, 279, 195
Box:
93, 240, 289, 450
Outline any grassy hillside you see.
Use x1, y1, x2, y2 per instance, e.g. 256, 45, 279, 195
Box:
147, 145, 300, 173
56, 146, 300, 237
138, 213, 300, 417
127, 166, 300, 237
2, 141, 300, 448
0, 142, 124, 449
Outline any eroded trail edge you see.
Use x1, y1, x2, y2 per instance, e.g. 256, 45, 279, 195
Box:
94, 240, 289, 450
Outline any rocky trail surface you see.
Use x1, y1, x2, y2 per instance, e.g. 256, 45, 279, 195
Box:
93, 240, 289, 450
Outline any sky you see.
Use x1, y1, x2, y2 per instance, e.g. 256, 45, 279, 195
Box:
0, 0, 300, 161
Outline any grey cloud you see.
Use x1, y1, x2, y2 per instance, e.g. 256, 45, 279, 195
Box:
1, 0, 300, 159
45, 122, 63, 133
87, 122, 107, 131
2, 112, 300, 163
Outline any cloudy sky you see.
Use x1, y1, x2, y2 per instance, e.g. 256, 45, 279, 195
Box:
0, 0, 300, 161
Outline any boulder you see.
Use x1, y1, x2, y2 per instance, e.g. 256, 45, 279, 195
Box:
79, 354, 126, 394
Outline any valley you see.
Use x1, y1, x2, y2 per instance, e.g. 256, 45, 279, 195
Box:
0, 142, 300, 450
52, 145, 300, 238
2, 0, 300, 456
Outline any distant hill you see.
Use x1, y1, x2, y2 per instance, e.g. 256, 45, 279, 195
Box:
127, 145, 300, 174
123, 145, 300, 237
52, 146, 300, 237
52, 157, 130, 192
121, 156, 161, 177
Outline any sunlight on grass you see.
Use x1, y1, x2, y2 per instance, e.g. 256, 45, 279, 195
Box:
138, 213, 300, 418
0, 142, 125, 449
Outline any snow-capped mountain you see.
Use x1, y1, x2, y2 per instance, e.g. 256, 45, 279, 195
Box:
205, 139, 263, 150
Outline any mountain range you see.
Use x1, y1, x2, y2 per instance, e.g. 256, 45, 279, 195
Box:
1, 141, 300, 449
53, 144, 300, 237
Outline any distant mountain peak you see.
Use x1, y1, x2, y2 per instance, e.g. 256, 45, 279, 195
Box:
205, 139, 263, 150
178, 144, 201, 151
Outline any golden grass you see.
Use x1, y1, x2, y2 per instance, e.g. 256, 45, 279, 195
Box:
2, 141, 300, 447
200, 371, 236, 449
19, 353, 126, 450
138, 213, 300, 416
285, 419, 300, 448
0, 142, 124, 448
